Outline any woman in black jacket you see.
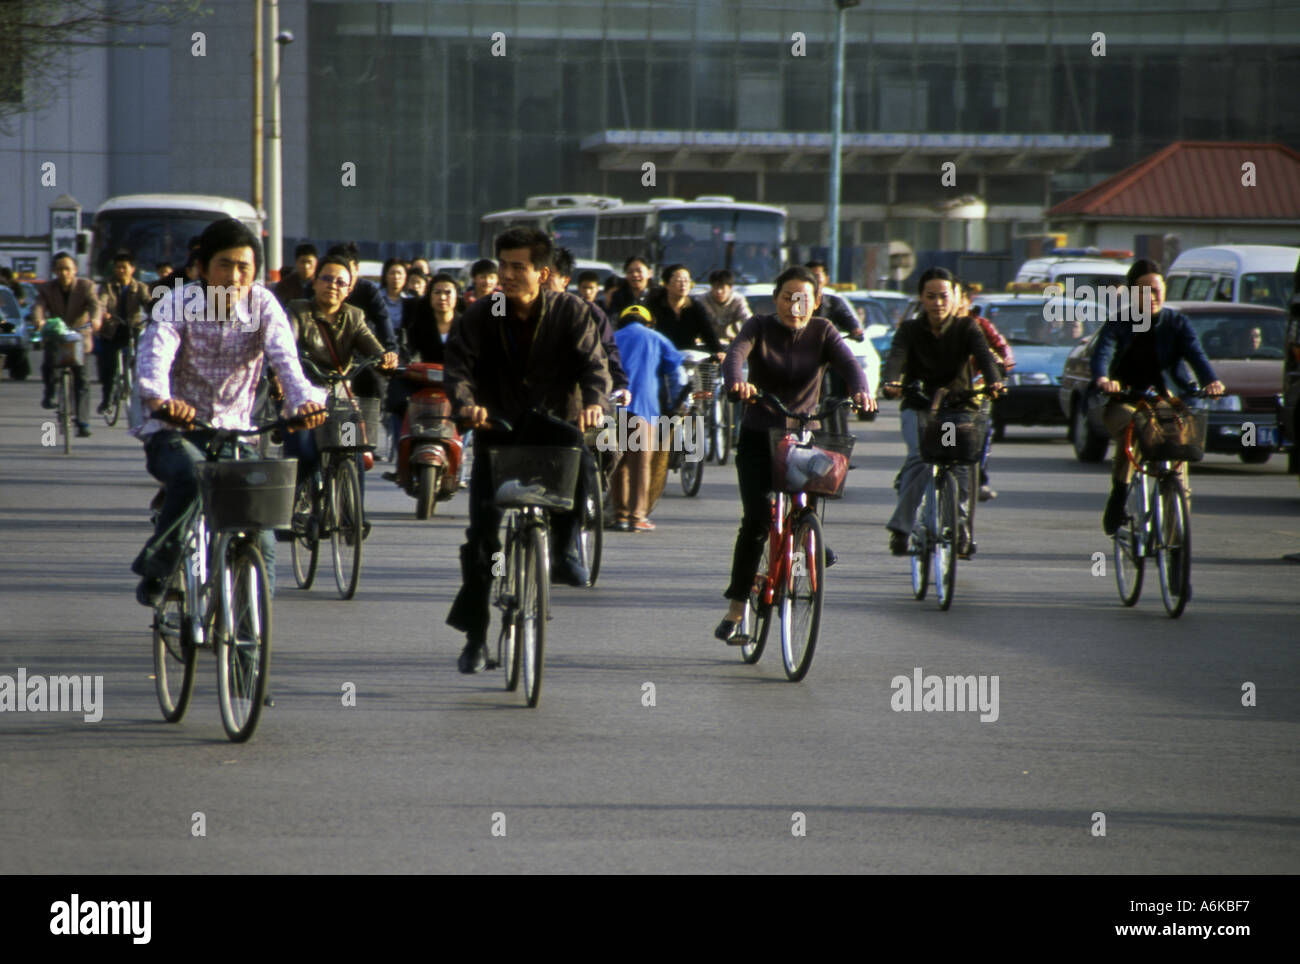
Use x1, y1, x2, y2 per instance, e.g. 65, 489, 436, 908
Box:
385, 272, 462, 450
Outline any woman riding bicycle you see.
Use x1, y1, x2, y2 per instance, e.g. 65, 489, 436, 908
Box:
880, 267, 1004, 558
715, 265, 875, 642
1093, 259, 1224, 535
283, 256, 398, 481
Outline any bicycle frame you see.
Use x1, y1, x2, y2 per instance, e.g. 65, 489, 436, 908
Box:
756, 489, 818, 609
1121, 422, 1183, 555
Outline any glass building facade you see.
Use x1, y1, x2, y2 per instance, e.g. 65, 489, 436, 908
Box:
305, 0, 1300, 251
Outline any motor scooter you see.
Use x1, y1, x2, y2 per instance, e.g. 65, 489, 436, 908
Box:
385, 362, 463, 518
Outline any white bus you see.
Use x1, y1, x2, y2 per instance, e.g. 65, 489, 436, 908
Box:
89, 194, 264, 282
479, 194, 787, 284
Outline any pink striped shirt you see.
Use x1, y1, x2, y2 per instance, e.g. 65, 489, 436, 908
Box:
131, 281, 324, 439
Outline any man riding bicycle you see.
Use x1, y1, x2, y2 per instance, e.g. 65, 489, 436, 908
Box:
1094, 259, 1224, 536
881, 267, 1004, 558
130, 218, 327, 607
716, 265, 875, 642
444, 227, 612, 673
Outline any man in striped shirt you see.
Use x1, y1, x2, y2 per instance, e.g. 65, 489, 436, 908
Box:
130, 219, 326, 607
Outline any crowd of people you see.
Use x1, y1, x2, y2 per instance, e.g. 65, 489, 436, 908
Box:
14, 217, 1233, 674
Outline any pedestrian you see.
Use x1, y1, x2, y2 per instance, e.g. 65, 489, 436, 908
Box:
464, 258, 498, 305
33, 251, 101, 435
444, 227, 611, 673
95, 250, 151, 414
610, 304, 684, 532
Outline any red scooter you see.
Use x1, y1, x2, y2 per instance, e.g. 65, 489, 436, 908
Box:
389, 362, 463, 518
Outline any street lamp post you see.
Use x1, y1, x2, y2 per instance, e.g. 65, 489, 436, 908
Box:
268, 3, 293, 280
826, 0, 858, 284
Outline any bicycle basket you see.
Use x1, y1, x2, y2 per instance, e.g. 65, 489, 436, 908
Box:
918, 409, 989, 463
197, 459, 296, 532
1132, 399, 1206, 463
768, 429, 855, 499
43, 332, 84, 367
314, 395, 381, 451
694, 360, 719, 398
488, 445, 583, 511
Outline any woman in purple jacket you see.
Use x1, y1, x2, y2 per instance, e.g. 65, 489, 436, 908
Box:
715, 266, 875, 642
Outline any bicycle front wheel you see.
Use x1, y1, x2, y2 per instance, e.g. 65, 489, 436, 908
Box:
59, 370, 71, 454
290, 479, 320, 590
216, 539, 272, 742
577, 471, 603, 587
1113, 479, 1144, 606
1156, 479, 1191, 618
910, 484, 931, 600
740, 535, 773, 664
934, 470, 959, 610
331, 459, 363, 599
520, 523, 549, 707
714, 397, 731, 465
781, 511, 824, 681
104, 375, 122, 426
152, 569, 196, 722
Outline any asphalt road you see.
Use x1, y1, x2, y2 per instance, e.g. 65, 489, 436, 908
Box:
1, 376, 1297, 874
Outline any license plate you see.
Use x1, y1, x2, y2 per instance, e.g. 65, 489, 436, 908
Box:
1257, 425, 1278, 447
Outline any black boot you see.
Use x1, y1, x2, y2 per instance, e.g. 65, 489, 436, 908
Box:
1102, 481, 1128, 536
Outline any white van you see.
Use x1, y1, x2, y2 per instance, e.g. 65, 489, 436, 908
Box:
1166, 245, 1299, 309
1011, 249, 1133, 292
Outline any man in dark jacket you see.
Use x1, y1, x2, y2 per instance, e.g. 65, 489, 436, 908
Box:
96, 250, 152, 413
1093, 259, 1224, 534
444, 227, 611, 673
271, 243, 318, 310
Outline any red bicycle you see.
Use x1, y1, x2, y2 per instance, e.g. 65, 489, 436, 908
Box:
732, 390, 855, 681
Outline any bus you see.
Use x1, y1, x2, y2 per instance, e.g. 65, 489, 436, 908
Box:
89, 194, 264, 282
479, 195, 787, 284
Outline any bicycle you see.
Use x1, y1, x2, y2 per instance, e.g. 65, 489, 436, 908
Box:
43, 324, 88, 454
671, 350, 714, 497
102, 328, 136, 427
907, 385, 994, 611
577, 428, 605, 587
485, 416, 585, 707
731, 390, 855, 681
1110, 388, 1208, 618
695, 357, 730, 466
148, 409, 305, 742
289, 356, 383, 599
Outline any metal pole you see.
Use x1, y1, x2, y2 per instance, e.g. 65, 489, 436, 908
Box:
827, 3, 847, 283
253, 0, 264, 215
268, 0, 283, 277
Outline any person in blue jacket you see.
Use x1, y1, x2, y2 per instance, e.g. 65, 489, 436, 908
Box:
610, 304, 685, 532
1092, 258, 1224, 535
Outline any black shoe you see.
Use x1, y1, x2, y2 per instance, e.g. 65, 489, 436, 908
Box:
457, 639, 487, 674
888, 530, 908, 556
825, 546, 838, 568
136, 577, 165, 608
714, 618, 743, 643
957, 523, 973, 560
96, 400, 109, 414
361, 519, 372, 541
381, 471, 398, 483
263, 693, 276, 708
41, 395, 55, 410
551, 554, 590, 587
76, 424, 91, 438
1103, 484, 1127, 536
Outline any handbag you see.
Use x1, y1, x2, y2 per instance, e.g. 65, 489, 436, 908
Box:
1131, 397, 1206, 462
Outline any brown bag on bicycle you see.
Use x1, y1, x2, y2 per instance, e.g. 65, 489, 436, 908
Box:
1132, 397, 1206, 463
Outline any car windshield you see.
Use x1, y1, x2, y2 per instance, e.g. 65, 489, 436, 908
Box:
1238, 272, 1295, 310
0, 288, 20, 322
747, 293, 775, 316
981, 301, 1102, 346
1184, 312, 1287, 359
1054, 272, 1127, 290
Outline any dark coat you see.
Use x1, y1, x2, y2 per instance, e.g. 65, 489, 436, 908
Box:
1090, 308, 1217, 396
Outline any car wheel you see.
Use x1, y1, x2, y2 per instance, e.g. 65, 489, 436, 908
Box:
1239, 448, 1271, 465
1071, 397, 1108, 463
992, 419, 1006, 442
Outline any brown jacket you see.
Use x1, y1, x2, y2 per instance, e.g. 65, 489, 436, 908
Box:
98, 279, 153, 337
286, 299, 385, 381
34, 278, 102, 352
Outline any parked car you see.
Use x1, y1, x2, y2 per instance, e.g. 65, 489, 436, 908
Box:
973, 294, 1103, 439
0, 287, 33, 379
1059, 301, 1288, 464
1282, 294, 1300, 479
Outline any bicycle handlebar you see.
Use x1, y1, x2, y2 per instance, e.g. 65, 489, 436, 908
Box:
149, 408, 311, 438
749, 389, 853, 425
299, 353, 388, 385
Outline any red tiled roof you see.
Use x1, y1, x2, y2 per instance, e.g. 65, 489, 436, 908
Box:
1047, 141, 1300, 219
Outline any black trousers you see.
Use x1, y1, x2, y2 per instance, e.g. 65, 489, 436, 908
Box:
42, 358, 89, 425
446, 412, 583, 643
94, 328, 130, 403
725, 427, 775, 601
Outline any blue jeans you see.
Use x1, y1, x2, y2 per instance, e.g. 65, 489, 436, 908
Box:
887, 408, 970, 534
134, 430, 277, 595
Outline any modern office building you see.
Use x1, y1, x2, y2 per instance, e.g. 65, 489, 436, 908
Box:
3, 0, 1298, 275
